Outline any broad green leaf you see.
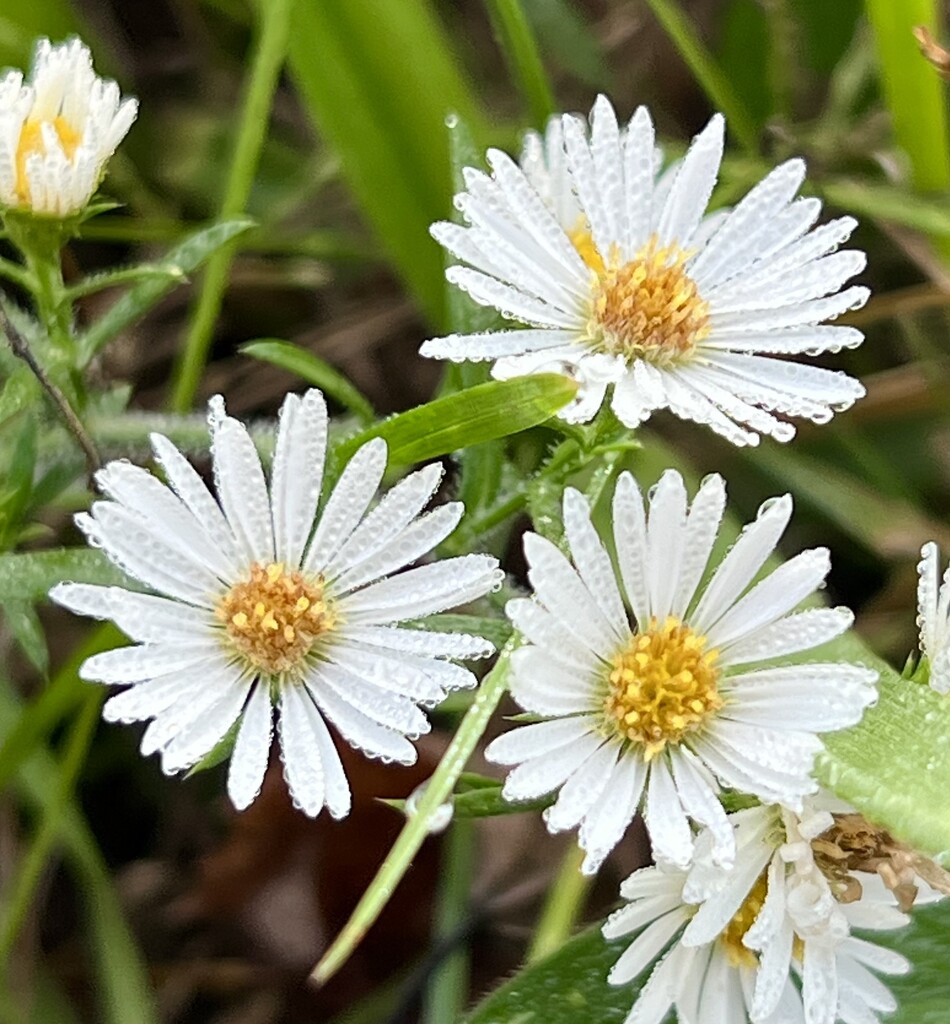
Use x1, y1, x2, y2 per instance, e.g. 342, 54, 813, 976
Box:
332, 374, 578, 469
76, 218, 254, 365
817, 635, 950, 867
463, 900, 950, 1024
285, 0, 489, 326
240, 338, 375, 425
0, 549, 128, 603
866, 0, 950, 193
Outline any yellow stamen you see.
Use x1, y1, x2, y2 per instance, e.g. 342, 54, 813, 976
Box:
14, 116, 82, 204
574, 230, 710, 367
216, 562, 336, 675
603, 616, 722, 759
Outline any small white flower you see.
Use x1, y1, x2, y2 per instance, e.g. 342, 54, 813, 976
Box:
485, 470, 877, 872
0, 37, 137, 216
51, 390, 501, 817
422, 96, 868, 446
604, 801, 917, 1024
916, 541, 950, 693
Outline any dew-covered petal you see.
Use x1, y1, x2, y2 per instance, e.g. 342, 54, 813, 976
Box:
612, 471, 651, 626
304, 438, 387, 574
270, 389, 327, 567
278, 684, 327, 817
656, 113, 724, 249
644, 758, 693, 869
227, 681, 274, 811
80, 640, 220, 684
580, 754, 648, 874
339, 624, 494, 661
160, 677, 252, 774
309, 680, 417, 765
543, 739, 617, 833
509, 646, 599, 715
500, 729, 605, 802
721, 607, 853, 666
506, 597, 602, 669
485, 715, 597, 765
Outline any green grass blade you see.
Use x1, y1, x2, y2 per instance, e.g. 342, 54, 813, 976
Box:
866, 0, 950, 192
285, 0, 489, 327
0, 680, 158, 1024
76, 219, 254, 367
169, 0, 294, 411
485, 0, 556, 128
240, 339, 375, 425
641, 0, 759, 153
331, 374, 578, 469
311, 645, 514, 986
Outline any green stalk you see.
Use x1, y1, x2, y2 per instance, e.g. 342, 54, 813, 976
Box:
866, 0, 950, 192
310, 643, 514, 986
527, 844, 591, 963
641, 0, 759, 154
0, 689, 101, 966
485, 0, 556, 128
421, 818, 475, 1024
168, 0, 294, 411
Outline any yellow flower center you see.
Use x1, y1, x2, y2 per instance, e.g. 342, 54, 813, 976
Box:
719, 872, 768, 968
603, 616, 722, 759
15, 116, 83, 204
216, 562, 336, 675
571, 224, 711, 367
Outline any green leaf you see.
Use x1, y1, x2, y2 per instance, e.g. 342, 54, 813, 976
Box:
3, 600, 49, 675
0, 549, 129, 603
240, 338, 375, 425
76, 218, 255, 366
413, 613, 514, 653
285, 0, 489, 326
332, 374, 578, 469
816, 635, 950, 867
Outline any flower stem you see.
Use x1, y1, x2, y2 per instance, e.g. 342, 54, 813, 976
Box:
527, 843, 592, 963
168, 0, 294, 411
422, 817, 475, 1024
310, 642, 515, 986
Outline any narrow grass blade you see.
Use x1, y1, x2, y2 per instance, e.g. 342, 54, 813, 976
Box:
285, 0, 489, 327
169, 0, 294, 411
240, 339, 375, 425
486, 0, 556, 128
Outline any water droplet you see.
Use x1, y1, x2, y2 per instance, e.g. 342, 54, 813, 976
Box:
405, 781, 454, 834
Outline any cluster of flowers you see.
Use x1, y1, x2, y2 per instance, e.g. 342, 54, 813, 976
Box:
6, 37, 950, 1024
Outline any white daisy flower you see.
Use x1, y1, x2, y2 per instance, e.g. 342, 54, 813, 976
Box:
916, 541, 950, 693
50, 390, 502, 817
0, 37, 137, 216
604, 801, 917, 1024
484, 470, 877, 872
421, 95, 868, 446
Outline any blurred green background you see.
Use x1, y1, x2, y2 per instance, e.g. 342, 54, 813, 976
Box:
1, 0, 950, 1021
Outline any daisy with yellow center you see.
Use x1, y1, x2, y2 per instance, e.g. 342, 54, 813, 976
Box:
604, 800, 929, 1024
485, 471, 877, 872
0, 37, 137, 216
51, 389, 502, 818
422, 96, 868, 445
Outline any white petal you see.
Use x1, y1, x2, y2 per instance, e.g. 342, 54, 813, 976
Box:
608, 909, 687, 986
669, 747, 733, 867
675, 473, 726, 617
690, 494, 792, 634
721, 607, 853, 665
340, 554, 500, 624
50, 583, 216, 644
227, 681, 274, 810
324, 639, 470, 703
316, 662, 430, 737
562, 487, 628, 641
340, 624, 494, 661
270, 390, 327, 567
543, 739, 617, 833
523, 533, 618, 655
327, 463, 443, 583
656, 114, 724, 248
580, 755, 648, 874
304, 438, 387, 573
309, 681, 417, 765
485, 715, 596, 765
160, 678, 251, 774
645, 470, 689, 622
500, 729, 605, 802
421, 327, 578, 361
446, 265, 579, 328
802, 941, 838, 1024
278, 684, 327, 817
80, 640, 219, 684
506, 597, 601, 669
705, 548, 831, 648
644, 758, 693, 868
509, 646, 599, 715
103, 672, 203, 724
210, 410, 274, 565
622, 106, 656, 253
612, 471, 651, 626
